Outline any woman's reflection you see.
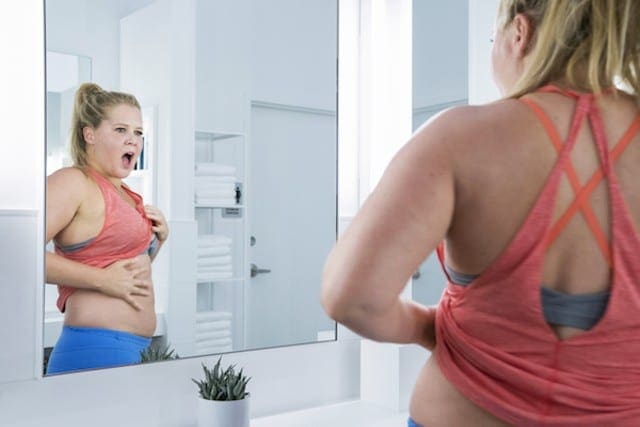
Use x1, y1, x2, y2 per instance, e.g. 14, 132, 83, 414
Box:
45, 83, 169, 374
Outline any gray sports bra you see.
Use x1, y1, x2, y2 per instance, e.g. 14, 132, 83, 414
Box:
57, 234, 160, 258
444, 265, 609, 330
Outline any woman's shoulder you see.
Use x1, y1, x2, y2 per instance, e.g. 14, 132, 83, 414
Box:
413, 99, 533, 155
47, 166, 93, 194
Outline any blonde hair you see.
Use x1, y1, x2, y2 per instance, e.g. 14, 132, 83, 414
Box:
70, 83, 141, 167
497, 0, 640, 101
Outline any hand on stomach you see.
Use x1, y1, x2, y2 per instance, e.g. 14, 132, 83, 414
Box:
65, 255, 156, 337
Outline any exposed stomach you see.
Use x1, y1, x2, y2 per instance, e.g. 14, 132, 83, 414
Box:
64, 255, 156, 338
409, 353, 511, 427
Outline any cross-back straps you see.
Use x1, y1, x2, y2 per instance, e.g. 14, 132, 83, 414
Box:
521, 85, 640, 266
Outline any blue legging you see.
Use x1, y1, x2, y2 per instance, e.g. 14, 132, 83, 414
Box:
46, 326, 151, 375
408, 417, 424, 427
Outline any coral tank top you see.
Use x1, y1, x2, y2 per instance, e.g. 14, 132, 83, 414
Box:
54, 167, 152, 312
435, 85, 640, 425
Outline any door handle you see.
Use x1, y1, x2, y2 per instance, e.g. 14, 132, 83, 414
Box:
251, 263, 271, 278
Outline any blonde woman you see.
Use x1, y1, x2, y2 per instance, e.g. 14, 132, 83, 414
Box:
46, 83, 168, 374
322, 0, 640, 425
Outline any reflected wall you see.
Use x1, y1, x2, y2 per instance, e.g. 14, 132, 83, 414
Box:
411, 0, 468, 306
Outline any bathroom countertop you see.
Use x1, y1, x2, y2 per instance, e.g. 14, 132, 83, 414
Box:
252, 400, 410, 427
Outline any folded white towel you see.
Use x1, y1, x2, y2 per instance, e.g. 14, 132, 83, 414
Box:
198, 265, 233, 273
195, 337, 233, 347
195, 163, 236, 176
195, 345, 233, 355
194, 182, 236, 192
195, 175, 237, 183
195, 320, 232, 333
195, 189, 236, 199
195, 198, 237, 206
194, 331, 232, 341
197, 246, 231, 257
196, 311, 232, 322
197, 255, 233, 267
198, 235, 233, 247
196, 271, 234, 282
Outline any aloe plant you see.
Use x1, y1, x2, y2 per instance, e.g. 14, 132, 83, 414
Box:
140, 343, 179, 363
192, 357, 251, 401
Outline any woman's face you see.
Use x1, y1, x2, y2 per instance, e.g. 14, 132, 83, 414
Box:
85, 104, 143, 180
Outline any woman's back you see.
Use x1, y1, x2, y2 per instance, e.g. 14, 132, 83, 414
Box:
411, 87, 640, 425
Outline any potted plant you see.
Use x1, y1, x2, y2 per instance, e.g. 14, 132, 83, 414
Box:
140, 342, 179, 363
192, 356, 251, 427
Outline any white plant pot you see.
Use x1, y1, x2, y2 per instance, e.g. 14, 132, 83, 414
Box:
197, 396, 250, 427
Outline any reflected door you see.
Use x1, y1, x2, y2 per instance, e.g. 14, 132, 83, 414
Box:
247, 104, 337, 349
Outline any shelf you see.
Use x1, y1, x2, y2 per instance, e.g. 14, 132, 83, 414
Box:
195, 130, 245, 141
195, 204, 244, 209
197, 277, 245, 284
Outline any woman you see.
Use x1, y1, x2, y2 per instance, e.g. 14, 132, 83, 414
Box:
322, 0, 640, 425
46, 83, 169, 374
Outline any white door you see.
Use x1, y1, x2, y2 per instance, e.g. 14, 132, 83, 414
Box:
246, 104, 337, 349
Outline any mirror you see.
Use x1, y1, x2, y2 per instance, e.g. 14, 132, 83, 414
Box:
44, 0, 337, 375
411, 0, 468, 306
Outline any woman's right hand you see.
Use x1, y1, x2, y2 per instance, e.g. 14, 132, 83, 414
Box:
99, 256, 151, 310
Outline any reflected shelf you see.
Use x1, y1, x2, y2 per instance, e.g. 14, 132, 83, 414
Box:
195, 130, 246, 141
196, 277, 245, 284
195, 204, 244, 209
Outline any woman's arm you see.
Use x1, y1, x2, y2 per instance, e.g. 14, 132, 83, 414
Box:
321, 109, 458, 349
46, 168, 151, 310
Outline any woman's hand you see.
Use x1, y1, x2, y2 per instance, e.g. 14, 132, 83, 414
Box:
144, 205, 169, 242
416, 305, 437, 351
99, 256, 151, 310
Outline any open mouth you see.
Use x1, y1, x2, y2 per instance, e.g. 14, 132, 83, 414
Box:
122, 151, 135, 168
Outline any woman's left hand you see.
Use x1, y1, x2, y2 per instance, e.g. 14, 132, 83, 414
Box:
144, 205, 169, 242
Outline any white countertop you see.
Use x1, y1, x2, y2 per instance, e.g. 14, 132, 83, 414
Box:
252, 400, 410, 427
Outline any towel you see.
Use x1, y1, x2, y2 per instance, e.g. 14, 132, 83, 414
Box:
196, 272, 233, 282
197, 246, 231, 257
198, 235, 233, 247
196, 311, 232, 322
198, 265, 233, 273
195, 198, 237, 206
195, 175, 237, 183
194, 181, 236, 191
194, 163, 236, 176
195, 320, 232, 333
195, 189, 236, 198
195, 345, 233, 355
196, 338, 233, 348
194, 330, 232, 341
197, 255, 233, 267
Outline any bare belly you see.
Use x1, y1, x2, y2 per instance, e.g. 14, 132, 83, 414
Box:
64, 256, 156, 337
409, 353, 511, 427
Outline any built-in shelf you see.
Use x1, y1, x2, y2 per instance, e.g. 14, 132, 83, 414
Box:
195, 130, 245, 141
195, 204, 244, 209
197, 277, 245, 284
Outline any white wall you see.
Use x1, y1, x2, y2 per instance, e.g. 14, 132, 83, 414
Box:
412, 0, 468, 110
468, 0, 501, 104
45, 0, 121, 89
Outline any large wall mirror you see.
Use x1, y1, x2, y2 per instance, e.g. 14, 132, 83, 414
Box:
411, 0, 468, 306
44, 0, 337, 375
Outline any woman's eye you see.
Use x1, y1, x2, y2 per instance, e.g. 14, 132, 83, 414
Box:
115, 127, 126, 133
135, 131, 144, 137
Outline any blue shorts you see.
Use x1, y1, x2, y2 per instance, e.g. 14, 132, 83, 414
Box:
46, 326, 151, 375
408, 417, 423, 427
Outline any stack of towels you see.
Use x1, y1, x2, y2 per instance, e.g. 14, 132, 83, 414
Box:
197, 235, 233, 282
195, 310, 233, 355
194, 162, 238, 206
